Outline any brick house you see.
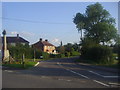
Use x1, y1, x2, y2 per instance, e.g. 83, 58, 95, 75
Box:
2, 34, 29, 46
32, 38, 56, 54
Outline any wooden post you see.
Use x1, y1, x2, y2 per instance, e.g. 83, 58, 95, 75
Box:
34, 50, 35, 62
22, 54, 25, 68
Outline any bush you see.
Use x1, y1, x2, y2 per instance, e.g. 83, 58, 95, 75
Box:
65, 52, 70, 57
42, 52, 50, 59
81, 44, 114, 64
35, 49, 42, 59
70, 51, 80, 56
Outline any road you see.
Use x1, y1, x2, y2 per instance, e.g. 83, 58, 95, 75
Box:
2, 57, 120, 88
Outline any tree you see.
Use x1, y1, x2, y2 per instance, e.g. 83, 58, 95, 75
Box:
73, 13, 85, 41
88, 22, 117, 44
73, 2, 117, 45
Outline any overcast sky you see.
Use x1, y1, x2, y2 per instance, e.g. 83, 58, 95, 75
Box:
1, 2, 118, 46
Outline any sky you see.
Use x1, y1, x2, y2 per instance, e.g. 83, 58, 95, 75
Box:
1, 2, 118, 46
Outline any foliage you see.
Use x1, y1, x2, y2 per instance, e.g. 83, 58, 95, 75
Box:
3, 61, 37, 69
65, 52, 70, 57
81, 44, 114, 64
8, 44, 34, 60
49, 53, 65, 58
70, 51, 80, 56
88, 22, 117, 44
42, 52, 50, 59
35, 49, 42, 59
56, 43, 80, 57
73, 2, 117, 44
118, 45, 120, 62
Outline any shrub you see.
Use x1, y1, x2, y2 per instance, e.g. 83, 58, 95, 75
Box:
56, 54, 65, 58
65, 52, 70, 57
70, 51, 80, 56
35, 49, 42, 59
81, 44, 114, 64
42, 52, 50, 59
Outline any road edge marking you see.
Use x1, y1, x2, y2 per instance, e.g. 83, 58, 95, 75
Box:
93, 80, 110, 87
34, 62, 39, 67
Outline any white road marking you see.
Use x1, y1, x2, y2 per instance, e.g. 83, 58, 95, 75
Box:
34, 62, 39, 67
4, 70, 13, 72
67, 69, 90, 79
109, 82, 120, 85
88, 70, 103, 77
57, 62, 89, 79
103, 76, 120, 78
93, 80, 110, 87
88, 70, 119, 78
58, 79, 64, 80
67, 80, 71, 82
57, 62, 111, 87
57, 62, 60, 64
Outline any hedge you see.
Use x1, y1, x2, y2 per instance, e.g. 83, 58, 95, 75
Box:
81, 44, 114, 64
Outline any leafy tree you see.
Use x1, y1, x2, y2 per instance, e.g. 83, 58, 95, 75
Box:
72, 43, 80, 51
73, 2, 117, 44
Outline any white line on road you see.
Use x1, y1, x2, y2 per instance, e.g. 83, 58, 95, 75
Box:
34, 62, 39, 67
109, 82, 120, 85
103, 76, 120, 78
67, 69, 90, 79
88, 70, 103, 77
93, 80, 110, 87
88, 70, 119, 78
4, 70, 13, 72
57, 62, 90, 79
57, 62, 110, 87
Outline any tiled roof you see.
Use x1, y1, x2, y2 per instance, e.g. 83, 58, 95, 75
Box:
42, 41, 54, 46
2, 37, 29, 43
33, 41, 54, 46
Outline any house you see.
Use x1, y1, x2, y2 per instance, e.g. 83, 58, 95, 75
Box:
2, 34, 29, 46
32, 38, 56, 54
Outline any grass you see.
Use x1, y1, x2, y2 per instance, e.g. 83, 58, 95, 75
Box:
2, 61, 37, 69
75, 58, 119, 69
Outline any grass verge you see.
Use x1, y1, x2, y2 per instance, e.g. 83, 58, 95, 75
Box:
75, 58, 119, 69
2, 61, 37, 69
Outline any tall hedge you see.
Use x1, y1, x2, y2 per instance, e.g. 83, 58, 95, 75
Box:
81, 44, 114, 64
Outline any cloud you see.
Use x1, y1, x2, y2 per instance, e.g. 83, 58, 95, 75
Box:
20, 31, 35, 37
7, 31, 35, 37
52, 38, 59, 43
7, 31, 18, 35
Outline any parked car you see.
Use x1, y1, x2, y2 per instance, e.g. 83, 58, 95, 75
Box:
40, 56, 43, 59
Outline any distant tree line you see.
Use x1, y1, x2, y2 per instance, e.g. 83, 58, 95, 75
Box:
8, 42, 80, 61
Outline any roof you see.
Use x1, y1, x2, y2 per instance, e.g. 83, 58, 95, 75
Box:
42, 41, 54, 46
33, 41, 54, 47
2, 37, 29, 43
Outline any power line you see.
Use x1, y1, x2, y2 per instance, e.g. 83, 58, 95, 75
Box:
0, 17, 73, 25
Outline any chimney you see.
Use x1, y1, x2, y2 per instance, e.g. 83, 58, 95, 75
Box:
40, 38, 42, 42
17, 34, 19, 39
45, 39, 48, 42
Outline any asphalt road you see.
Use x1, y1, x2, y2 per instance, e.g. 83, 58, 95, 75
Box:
2, 57, 120, 88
